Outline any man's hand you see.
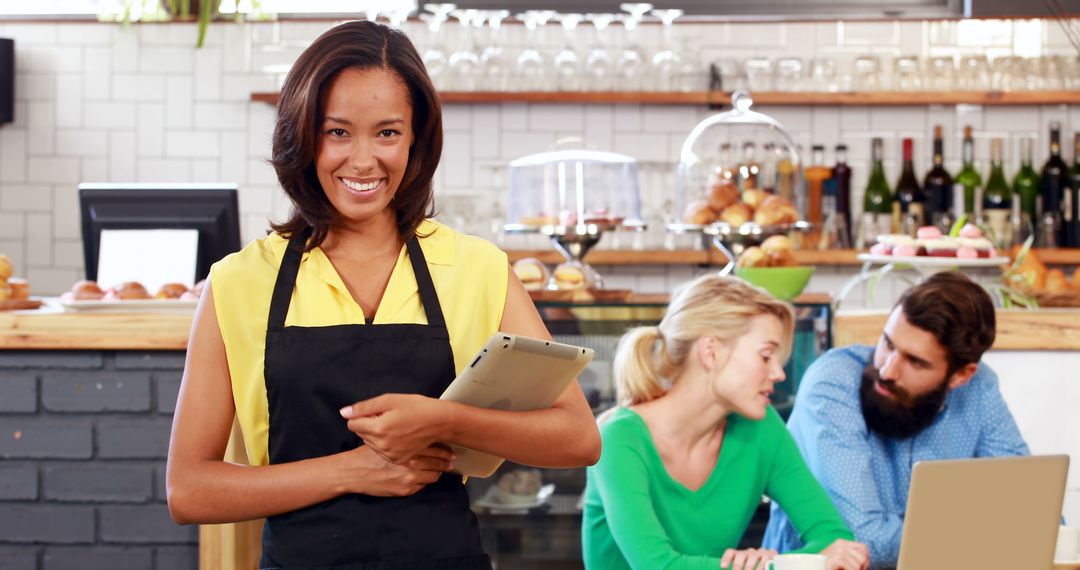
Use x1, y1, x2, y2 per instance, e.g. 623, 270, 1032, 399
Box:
340, 393, 451, 464
343, 444, 455, 497
720, 547, 777, 569
820, 538, 870, 570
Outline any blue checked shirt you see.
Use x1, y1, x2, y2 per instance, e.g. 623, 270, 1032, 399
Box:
762, 345, 1029, 568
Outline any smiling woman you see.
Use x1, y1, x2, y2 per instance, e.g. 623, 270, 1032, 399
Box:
164, 19, 600, 570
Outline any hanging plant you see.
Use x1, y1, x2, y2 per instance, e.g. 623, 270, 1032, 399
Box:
100, 0, 268, 48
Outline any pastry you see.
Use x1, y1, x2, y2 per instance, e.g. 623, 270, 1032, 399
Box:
1046, 269, 1069, 293
958, 223, 983, 239
956, 246, 979, 259
0, 281, 10, 302
706, 179, 740, 212
0, 254, 11, 280
741, 188, 768, 210
924, 237, 960, 258
684, 200, 718, 226
736, 246, 769, 268
7, 277, 29, 300
512, 258, 549, 291
518, 214, 558, 226
753, 195, 798, 226
155, 282, 189, 299
768, 249, 798, 267
761, 235, 793, 254
719, 203, 752, 226
70, 280, 106, 300
957, 237, 994, 258
111, 281, 150, 300
553, 263, 587, 290
916, 226, 943, 240
1010, 245, 1047, 290
1072, 269, 1080, 291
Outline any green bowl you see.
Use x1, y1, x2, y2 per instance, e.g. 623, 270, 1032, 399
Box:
734, 266, 815, 301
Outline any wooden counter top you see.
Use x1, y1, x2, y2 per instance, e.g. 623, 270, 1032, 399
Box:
834, 309, 1080, 351
0, 307, 192, 350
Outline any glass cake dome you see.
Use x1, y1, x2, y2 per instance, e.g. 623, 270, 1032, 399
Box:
671, 91, 810, 271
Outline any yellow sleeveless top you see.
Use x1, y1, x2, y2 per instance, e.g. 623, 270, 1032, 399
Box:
209, 219, 509, 466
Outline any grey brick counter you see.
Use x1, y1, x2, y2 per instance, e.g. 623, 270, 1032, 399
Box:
0, 351, 197, 570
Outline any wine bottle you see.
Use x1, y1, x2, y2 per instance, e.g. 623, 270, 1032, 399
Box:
983, 138, 1012, 249
1067, 133, 1080, 247
805, 144, 830, 234
924, 125, 953, 231
860, 138, 893, 247
832, 144, 853, 246
1040, 121, 1070, 247
956, 125, 982, 215
1013, 137, 1040, 244
894, 137, 926, 236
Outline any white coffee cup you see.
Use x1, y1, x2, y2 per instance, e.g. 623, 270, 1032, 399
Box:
767, 553, 827, 570
1056, 525, 1080, 562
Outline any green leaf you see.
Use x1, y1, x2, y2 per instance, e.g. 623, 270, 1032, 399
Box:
948, 214, 968, 237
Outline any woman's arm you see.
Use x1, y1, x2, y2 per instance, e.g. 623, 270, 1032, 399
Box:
166, 282, 453, 524
342, 266, 601, 468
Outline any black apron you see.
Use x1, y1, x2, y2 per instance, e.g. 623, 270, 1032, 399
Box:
259, 229, 490, 570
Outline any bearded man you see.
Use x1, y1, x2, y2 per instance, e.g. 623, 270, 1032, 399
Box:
762, 271, 1029, 569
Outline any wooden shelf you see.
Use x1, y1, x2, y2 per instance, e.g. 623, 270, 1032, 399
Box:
251, 90, 1080, 107
505, 248, 1080, 266
835, 309, 1080, 350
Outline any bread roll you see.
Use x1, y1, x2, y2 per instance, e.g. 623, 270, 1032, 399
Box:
1046, 269, 1068, 293
155, 282, 189, 299
754, 196, 799, 226
768, 249, 798, 267
112, 281, 150, 300
719, 203, 752, 226
0, 254, 12, 280
0, 281, 10, 302
706, 179, 739, 212
71, 280, 105, 300
7, 277, 29, 300
761, 235, 793, 253
684, 200, 718, 225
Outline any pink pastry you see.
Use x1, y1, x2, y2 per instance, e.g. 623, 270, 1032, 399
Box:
916, 226, 943, 240
956, 246, 979, 259
958, 223, 982, 239
558, 210, 578, 226
893, 244, 920, 257
870, 243, 891, 255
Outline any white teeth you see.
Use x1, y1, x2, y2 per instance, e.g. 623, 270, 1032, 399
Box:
341, 178, 380, 192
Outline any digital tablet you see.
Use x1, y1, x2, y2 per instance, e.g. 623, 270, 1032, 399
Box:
439, 333, 595, 477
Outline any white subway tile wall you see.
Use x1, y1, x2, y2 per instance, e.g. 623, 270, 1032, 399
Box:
0, 19, 1076, 294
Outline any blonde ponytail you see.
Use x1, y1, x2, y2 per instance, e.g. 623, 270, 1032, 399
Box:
609, 274, 795, 409
612, 326, 669, 407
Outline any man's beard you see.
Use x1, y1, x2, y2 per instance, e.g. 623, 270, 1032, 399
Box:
859, 355, 950, 439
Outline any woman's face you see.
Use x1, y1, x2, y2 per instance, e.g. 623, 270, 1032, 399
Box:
707, 314, 787, 420
315, 67, 414, 229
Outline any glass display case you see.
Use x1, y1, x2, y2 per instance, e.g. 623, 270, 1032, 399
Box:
669, 91, 811, 273
505, 149, 646, 289
467, 297, 832, 569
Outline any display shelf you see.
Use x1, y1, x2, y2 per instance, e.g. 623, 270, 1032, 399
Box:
251, 90, 1080, 107
505, 248, 1080, 267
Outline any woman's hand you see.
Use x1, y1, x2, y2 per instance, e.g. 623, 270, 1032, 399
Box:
344, 444, 455, 497
340, 393, 451, 464
820, 538, 870, 570
720, 547, 777, 569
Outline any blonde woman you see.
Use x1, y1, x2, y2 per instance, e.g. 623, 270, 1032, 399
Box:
582, 275, 869, 570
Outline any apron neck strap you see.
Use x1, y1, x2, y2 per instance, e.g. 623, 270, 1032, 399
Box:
405, 235, 446, 329
267, 228, 310, 332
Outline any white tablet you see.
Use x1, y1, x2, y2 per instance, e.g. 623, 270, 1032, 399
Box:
440, 333, 595, 477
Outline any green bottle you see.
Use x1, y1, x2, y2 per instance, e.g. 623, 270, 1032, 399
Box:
860, 137, 893, 247
1012, 137, 1039, 244
956, 125, 983, 215
983, 138, 1012, 249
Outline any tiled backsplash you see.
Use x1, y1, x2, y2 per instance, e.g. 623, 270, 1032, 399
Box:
0, 18, 1077, 294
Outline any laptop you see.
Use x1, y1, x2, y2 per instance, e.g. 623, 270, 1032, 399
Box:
896, 454, 1069, 570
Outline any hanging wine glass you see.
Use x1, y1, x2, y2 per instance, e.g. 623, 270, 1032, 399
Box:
447, 8, 482, 91
554, 13, 585, 92
516, 10, 557, 92
480, 10, 511, 92
420, 4, 456, 90
585, 13, 616, 92
649, 8, 684, 93
616, 3, 653, 91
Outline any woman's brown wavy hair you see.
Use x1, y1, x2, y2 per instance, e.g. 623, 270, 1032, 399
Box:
269, 20, 443, 249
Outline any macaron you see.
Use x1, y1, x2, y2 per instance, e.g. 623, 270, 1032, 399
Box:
956, 246, 979, 259
958, 223, 982, 239
916, 226, 943, 240
893, 244, 920, 257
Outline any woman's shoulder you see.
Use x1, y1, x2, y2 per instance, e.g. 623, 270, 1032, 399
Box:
210, 233, 286, 284
417, 219, 507, 269
598, 407, 649, 442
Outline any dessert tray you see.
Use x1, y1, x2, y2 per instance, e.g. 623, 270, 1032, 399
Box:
856, 254, 1011, 267
57, 299, 198, 312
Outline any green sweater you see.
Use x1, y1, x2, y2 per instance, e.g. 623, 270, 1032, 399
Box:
582, 406, 853, 569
